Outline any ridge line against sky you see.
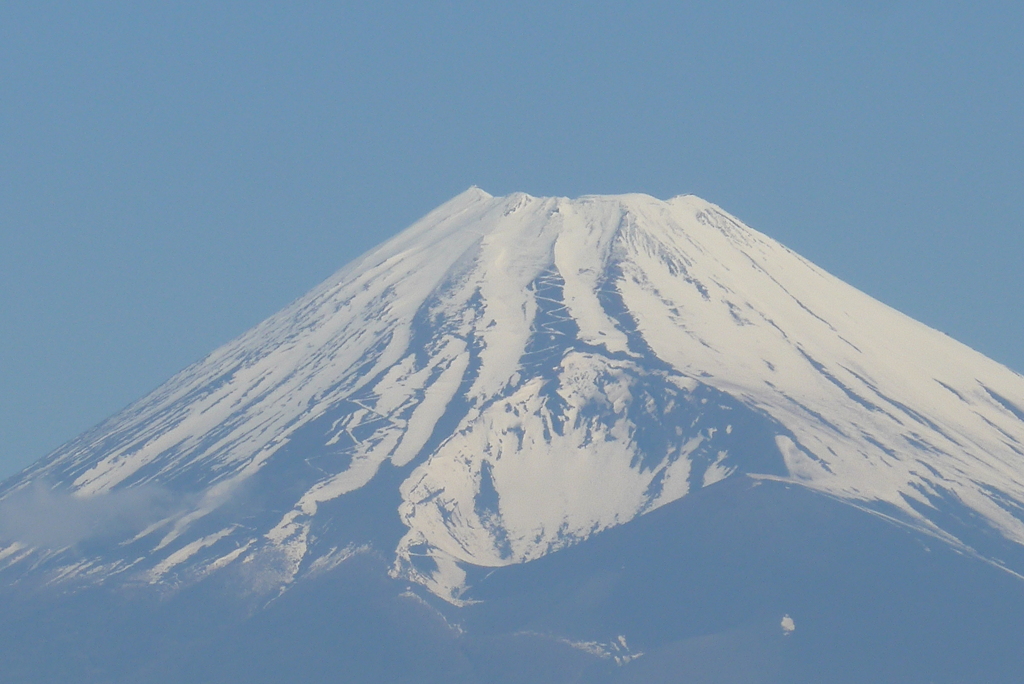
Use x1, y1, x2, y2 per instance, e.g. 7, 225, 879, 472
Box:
1, 1, 1022, 479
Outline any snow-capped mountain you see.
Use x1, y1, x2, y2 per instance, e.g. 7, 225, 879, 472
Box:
3, 188, 1024, 683
3, 187, 1024, 604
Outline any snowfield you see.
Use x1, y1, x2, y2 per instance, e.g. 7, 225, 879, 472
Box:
4, 188, 1024, 602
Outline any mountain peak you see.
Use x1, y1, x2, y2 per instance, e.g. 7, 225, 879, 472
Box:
3, 190, 1024, 604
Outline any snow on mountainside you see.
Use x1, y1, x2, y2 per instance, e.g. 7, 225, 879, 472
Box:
3, 188, 1024, 602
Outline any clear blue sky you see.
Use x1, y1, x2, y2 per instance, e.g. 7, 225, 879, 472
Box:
2, 1, 1022, 479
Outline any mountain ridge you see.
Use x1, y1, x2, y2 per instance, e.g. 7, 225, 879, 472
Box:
3, 188, 1024, 606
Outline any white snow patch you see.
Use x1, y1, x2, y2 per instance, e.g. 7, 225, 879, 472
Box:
0, 542, 27, 565
148, 527, 234, 582
702, 450, 734, 487
304, 543, 369, 578
203, 540, 254, 575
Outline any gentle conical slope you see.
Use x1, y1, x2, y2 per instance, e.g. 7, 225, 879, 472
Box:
3, 188, 1024, 606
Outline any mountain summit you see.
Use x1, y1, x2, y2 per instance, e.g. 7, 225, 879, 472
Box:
3, 189, 1024, 682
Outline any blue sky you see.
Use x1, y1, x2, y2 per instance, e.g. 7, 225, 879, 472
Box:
1, 1, 1022, 479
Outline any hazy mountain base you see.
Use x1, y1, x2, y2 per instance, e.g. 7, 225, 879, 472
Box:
1, 477, 1022, 684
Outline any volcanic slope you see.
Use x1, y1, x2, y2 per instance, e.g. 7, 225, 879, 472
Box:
3, 187, 1024, 608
